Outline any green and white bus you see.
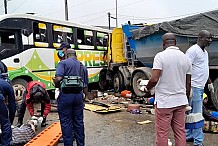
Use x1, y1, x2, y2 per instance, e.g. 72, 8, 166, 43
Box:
0, 14, 110, 101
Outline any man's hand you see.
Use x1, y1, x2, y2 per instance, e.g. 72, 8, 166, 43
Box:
31, 116, 38, 120
38, 117, 44, 123
208, 83, 215, 94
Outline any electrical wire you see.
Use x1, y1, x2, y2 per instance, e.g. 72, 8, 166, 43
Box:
71, 0, 146, 20
110, 8, 218, 21
10, 0, 30, 13
46, 0, 96, 16
81, 14, 106, 23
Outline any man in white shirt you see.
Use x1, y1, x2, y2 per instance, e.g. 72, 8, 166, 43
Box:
141, 32, 192, 146
186, 30, 213, 146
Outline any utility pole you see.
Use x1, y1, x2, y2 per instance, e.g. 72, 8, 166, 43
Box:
115, 0, 118, 27
4, 0, 7, 14
64, 0, 68, 21
108, 12, 111, 30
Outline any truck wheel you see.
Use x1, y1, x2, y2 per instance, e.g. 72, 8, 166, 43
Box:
12, 79, 28, 104
211, 78, 218, 110
113, 71, 124, 93
132, 72, 148, 97
99, 70, 108, 91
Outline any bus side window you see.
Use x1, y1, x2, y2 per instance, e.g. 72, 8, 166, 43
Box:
0, 31, 17, 59
84, 30, 93, 46
33, 22, 47, 43
96, 32, 108, 50
77, 29, 84, 45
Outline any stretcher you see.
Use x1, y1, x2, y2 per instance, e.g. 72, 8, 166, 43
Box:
25, 122, 62, 146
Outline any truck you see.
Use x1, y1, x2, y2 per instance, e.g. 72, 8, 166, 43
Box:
98, 9, 218, 110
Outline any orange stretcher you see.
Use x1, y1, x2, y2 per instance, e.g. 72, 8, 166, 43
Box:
25, 122, 62, 146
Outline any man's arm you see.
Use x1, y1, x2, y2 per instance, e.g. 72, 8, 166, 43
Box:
146, 69, 161, 91
186, 74, 191, 98
26, 101, 34, 116
53, 76, 63, 88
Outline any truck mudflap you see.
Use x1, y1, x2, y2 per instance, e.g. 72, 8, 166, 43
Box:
131, 67, 152, 97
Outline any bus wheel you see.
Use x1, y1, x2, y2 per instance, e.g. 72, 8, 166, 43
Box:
99, 70, 108, 91
132, 72, 148, 97
113, 71, 124, 93
12, 79, 28, 104
211, 78, 218, 110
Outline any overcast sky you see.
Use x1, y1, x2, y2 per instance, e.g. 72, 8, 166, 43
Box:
1, 0, 218, 27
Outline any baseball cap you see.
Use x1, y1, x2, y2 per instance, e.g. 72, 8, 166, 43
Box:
57, 42, 71, 50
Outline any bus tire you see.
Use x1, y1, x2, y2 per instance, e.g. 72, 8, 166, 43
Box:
113, 71, 124, 93
12, 78, 28, 104
211, 78, 218, 110
132, 72, 147, 97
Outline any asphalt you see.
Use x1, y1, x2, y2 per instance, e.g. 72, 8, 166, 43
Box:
14, 102, 218, 146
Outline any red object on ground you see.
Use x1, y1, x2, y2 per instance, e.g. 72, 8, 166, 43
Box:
121, 90, 132, 98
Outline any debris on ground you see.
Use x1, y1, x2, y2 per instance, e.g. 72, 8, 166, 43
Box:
137, 120, 152, 125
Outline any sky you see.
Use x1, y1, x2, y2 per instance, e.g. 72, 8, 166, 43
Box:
1, 0, 218, 27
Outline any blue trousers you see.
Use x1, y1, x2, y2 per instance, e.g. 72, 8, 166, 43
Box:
186, 87, 204, 145
57, 92, 84, 146
0, 99, 12, 146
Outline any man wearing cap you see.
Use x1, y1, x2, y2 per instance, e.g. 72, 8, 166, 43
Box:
57, 42, 71, 60
54, 49, 88, 146
16, 81, 51, 128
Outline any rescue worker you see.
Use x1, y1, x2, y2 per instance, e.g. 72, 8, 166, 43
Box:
16, 81, 51, 127
0, 78, 16, 146
57, 42, 71, 59
53, 49, 88, 146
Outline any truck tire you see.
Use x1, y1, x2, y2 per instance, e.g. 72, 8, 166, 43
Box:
211, 78, 218, 110
99, 70, 108, 91
12, 79, 28, 104
113, 71, 125, 93
132, 72, 147, 97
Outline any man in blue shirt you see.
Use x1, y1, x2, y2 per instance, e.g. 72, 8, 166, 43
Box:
54, 49, 88, 146
0, 78, 16, 146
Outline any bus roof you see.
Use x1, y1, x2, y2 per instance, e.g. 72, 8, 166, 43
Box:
0, 13, 111, 33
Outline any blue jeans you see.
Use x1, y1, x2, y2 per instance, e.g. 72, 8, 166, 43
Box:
186, 87, 204, 145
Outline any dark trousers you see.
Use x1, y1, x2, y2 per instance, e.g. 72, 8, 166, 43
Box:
0, 99, 12, 146
18, 95, 45, 122
57, 92, 84, 146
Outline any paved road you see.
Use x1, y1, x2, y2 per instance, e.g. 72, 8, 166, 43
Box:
15, 103, 218, 146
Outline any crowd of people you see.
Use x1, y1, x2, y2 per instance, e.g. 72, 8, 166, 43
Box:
0, 42, 88, 146
0, 30, 217, 146
141, 30, 213, 146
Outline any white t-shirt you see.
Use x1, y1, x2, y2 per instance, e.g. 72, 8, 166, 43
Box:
153, 46, 191, 108
186, 44, 209, 89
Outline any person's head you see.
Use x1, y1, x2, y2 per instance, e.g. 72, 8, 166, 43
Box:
162, 32, 176, 50
32, 91, 43, 103
58, 42, 71, 53
203, 93, 208, 105
26, 120, 37, 132
197, 30, 212, 49
66, 49, 77, 58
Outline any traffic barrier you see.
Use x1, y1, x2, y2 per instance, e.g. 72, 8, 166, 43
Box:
25, 122, 62, 146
